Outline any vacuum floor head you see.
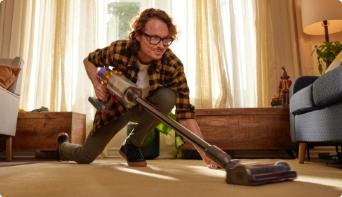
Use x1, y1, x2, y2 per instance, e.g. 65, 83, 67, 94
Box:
225, 161, 297, 186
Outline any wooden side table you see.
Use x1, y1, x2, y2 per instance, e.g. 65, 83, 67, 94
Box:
180, 108, 296, 157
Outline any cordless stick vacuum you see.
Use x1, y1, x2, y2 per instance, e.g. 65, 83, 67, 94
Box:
88, 67, 297, 186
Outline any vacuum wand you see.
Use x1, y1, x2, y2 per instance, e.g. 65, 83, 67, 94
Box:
89, 67, 297, 186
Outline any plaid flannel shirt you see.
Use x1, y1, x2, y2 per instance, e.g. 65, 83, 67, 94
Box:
88, 40, 195, 132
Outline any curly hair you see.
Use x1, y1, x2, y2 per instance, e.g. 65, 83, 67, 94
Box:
128, 8, 178, 53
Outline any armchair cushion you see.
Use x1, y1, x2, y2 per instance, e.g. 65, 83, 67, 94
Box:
0, 64, 21, 89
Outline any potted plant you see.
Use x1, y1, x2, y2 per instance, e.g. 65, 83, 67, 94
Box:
311, 41, 342, 74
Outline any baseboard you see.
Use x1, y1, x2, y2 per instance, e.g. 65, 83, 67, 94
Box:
106, 148, 121, 157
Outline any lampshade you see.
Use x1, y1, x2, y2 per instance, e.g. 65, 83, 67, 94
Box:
301, 0, 342, 35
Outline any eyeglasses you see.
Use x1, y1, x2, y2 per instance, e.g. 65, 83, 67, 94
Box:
142, 32, 173, 46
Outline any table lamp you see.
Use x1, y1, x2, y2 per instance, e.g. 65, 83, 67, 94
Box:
301, 0, 342, 42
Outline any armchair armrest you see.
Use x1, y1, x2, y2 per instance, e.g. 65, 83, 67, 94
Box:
0, 87, 20, 136
289, 76, 319, 99
289, 76, 318, 143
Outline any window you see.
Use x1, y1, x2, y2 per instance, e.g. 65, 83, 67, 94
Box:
107, 0, 139, 44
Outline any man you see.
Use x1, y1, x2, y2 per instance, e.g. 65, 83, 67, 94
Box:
57, 8, 219, 169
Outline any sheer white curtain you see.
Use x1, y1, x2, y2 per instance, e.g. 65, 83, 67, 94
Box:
218, 0, 257, 107
0, 0, 107, 133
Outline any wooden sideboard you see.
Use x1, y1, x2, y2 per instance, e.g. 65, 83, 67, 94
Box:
180, 108, 296, 157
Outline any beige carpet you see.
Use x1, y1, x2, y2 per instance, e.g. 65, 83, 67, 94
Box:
0, 158, 341, 197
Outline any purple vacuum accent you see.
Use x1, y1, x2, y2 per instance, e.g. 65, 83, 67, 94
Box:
97, 67, 111, 80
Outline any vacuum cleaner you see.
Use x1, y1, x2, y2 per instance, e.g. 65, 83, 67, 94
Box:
88, 67, 297, 186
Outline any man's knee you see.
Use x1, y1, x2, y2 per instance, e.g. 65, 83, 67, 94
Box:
149, 88, 175, 112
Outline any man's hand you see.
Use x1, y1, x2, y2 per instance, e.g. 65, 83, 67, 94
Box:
179, 119, 220, 169
83, 57, 108, 100
94, 82, 108, 101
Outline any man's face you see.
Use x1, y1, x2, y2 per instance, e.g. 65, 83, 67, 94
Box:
136, 18, 170, 64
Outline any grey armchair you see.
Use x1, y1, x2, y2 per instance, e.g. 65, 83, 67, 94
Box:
289, 66, 342, 164
0, 57, 24, 161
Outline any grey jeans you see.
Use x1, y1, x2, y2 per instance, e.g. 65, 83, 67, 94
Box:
59, 88, 175, 164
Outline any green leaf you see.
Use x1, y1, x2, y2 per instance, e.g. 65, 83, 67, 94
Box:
171, 136, 185, 159
156, 123, 173, 135
172, 148, 179, 159
168, 112, 177, 120
318, 64, 323, 75
175, 135, 185, 148
155, 112, 177, 135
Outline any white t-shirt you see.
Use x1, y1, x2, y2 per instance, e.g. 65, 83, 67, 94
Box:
136, 60, 150, 99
